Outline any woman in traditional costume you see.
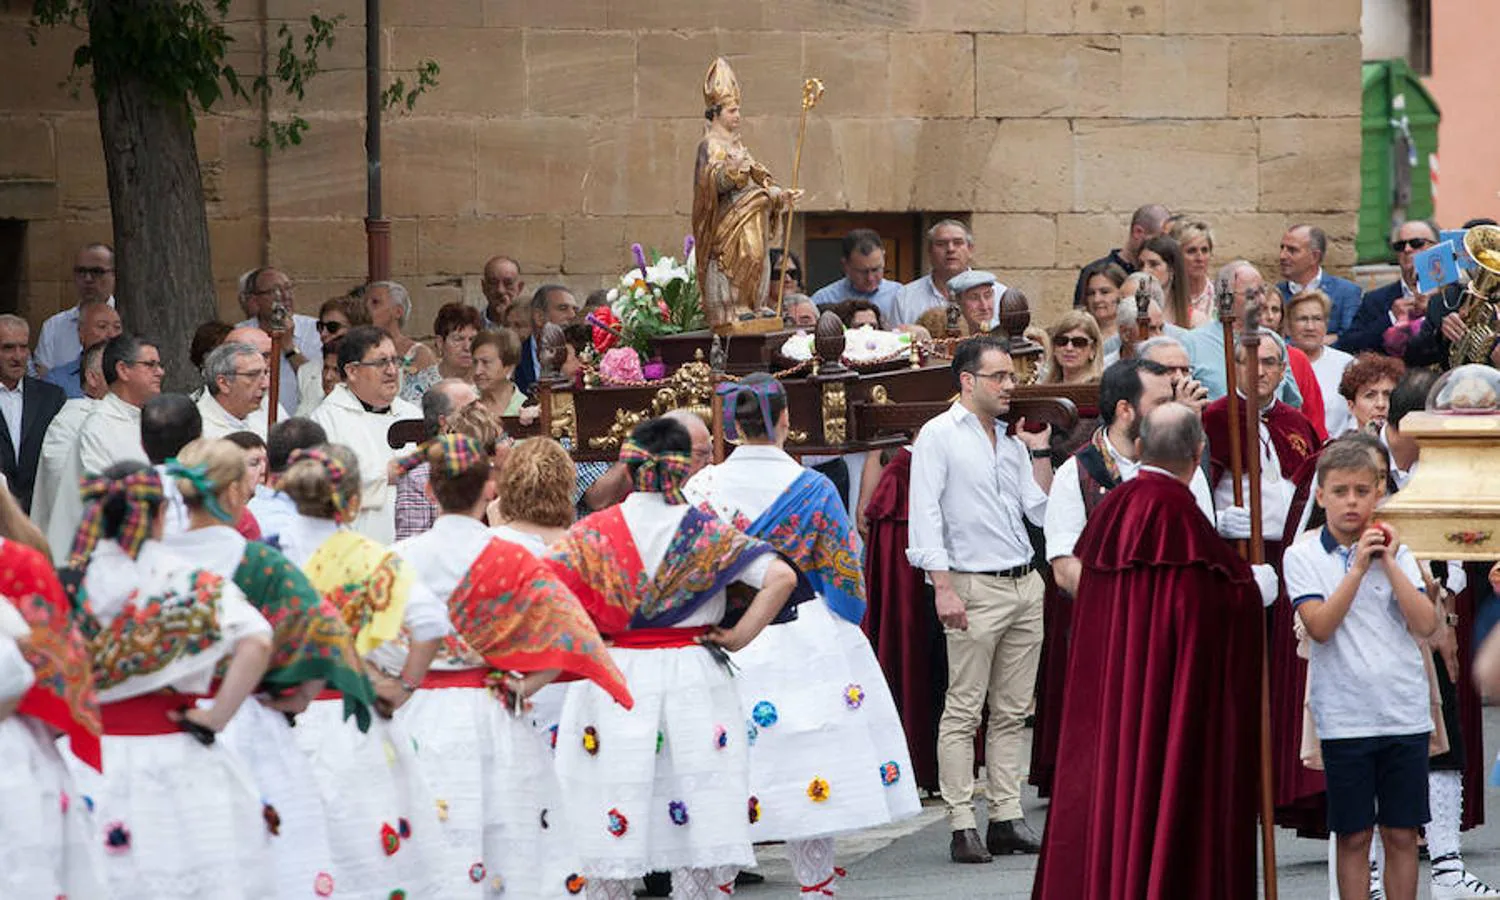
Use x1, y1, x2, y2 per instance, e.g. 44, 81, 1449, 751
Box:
545, 416, 800, 900
276, 443, 449, 898
684, 375, 921, 895
63, 462, 278, 897
0, 484, 105, 898
487, 434, 580, 744
158, 437, 376, 900
392, 432, 630, 898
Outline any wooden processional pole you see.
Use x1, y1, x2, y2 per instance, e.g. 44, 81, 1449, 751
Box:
772, 78, 824, 319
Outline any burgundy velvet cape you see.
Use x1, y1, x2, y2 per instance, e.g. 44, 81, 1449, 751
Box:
1033, 472, 1263, 900
860, 448, 944, 792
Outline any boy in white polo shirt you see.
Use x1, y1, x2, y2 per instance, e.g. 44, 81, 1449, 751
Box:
1284, 435, 1439, 900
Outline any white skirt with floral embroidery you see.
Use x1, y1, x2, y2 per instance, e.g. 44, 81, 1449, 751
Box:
0, 716, 105, 898
555, 644, 755, 881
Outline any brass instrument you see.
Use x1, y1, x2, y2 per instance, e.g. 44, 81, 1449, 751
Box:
1448, 225, 1500, 368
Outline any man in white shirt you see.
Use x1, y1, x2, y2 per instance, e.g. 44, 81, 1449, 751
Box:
890, 219, 973, 327
35, 242, 117, 377
34, 341, 108, 556
907, 336, 1053, 863
237, 266, 320, 413
77, 334, 161, 478
196, 341, 274, 440
1045, 358, 1216, 596
310, 325, 420, 544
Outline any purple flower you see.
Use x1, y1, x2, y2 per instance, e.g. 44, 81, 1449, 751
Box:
683, 235, 695, 259
632, 243, 649, 278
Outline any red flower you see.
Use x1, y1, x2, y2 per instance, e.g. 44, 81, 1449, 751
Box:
590, 308, 621, 353
380, 822, 400, 856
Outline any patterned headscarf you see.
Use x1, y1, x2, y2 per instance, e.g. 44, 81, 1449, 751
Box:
619, 436, 694, 504
68, 468, 164, 567
164, 458, 233, 524
393, 434, 490, 481
285, 447, 354, 525
716, 379, 783, 442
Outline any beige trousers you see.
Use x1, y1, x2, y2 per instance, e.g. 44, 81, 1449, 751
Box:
937, 570, 1044, 830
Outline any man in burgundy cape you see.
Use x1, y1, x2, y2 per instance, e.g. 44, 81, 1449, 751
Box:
1033, 403, 1264, 900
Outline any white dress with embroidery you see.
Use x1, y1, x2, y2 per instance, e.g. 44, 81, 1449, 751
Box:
684, 445, 921, 840
68, 539, 277, 898
161, 525, 340, 900
282, 514, 449, 899
0, 595, 107, 899
490, 523, 568, 751
553, 493, 772, 881
393, 514, 584, 899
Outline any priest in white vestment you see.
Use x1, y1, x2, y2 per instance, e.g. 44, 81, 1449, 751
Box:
195, 341, 288, 440
34, 343, 110, 563
309, 325, 420, 544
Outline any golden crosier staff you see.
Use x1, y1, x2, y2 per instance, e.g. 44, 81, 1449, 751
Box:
773, 77, 825, 319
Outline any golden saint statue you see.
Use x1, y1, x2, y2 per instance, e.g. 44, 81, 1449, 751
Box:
692, 58, 800, 334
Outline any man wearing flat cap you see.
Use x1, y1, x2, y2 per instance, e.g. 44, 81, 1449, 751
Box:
916, 270, 1008, 339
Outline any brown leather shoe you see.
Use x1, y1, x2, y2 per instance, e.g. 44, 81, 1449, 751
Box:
949, 828, 993, 864
987, 818, 1042, 855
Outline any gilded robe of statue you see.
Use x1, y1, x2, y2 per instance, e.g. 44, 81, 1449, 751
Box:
692, 131, 780, 329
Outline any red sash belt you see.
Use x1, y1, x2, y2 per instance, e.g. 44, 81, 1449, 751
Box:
421, 668, 491, 690
608, 626, 710, 650
100, 691, 207, 736
314, 688, 343, 702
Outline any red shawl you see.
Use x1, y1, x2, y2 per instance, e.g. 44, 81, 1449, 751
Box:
1286, 347, 1329, 441
449, 537, 632, 710
8, 539, 101, 770
1203, 395, 1321, 487
1033, 473, 1262, 900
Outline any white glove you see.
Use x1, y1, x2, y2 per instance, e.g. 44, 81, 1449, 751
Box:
1216, 505, 1253, 540
1252, 563, 1280, 607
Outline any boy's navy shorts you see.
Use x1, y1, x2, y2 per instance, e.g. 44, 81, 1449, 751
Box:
1321, 732, 1430, 834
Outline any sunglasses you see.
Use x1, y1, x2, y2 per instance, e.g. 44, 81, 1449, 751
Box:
1055, 335, 1093, 349
316, 320, 346, 334
1391, 237, 1433, 253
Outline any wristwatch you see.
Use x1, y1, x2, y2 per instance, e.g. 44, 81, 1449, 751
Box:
1029, 449, 1050, 460
284, 348, 299, 361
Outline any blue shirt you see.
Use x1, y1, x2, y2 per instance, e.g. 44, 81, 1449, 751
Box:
41, 358, 84, 400
809, 277, 901, 322
1185, 322, 1303, 407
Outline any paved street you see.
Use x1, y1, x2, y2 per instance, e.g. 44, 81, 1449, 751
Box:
734, 709, 1500, 899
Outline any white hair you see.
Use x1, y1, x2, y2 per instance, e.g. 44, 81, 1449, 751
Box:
1137, 336, 1187, 359
371, 280, 412, 324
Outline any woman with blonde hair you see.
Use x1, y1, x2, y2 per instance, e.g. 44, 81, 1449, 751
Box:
1042, 310, 1103, 385
159, 438, 376, 900
1171, 219, 1217, 325
61, 461, 275, 898
393, 434, 628, 899
277, 444, 449, 897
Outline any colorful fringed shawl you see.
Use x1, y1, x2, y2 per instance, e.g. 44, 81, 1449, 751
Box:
301, 529, 411, 658
232, 541, 375, 731
5, 539, 102, 770
546, 504, 776, 635
448, 536, 631, 709
743, 469, 867, 624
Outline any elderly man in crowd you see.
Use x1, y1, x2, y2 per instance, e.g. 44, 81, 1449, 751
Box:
891, 220, 975, 327
196, 341, 275, 440
783, 294, 819, 328
515, 284, 580, 395
481, 255, 525, 330
238, 266, 320, 412
1138, 335, 1211, 415
35, 242, 118, 378
810, 228, 902, 320
1339, 219, 1441, 355
1186, 260, 1302, 405
1071, 204, 1170, 307
41, 299, 121, 399
916, 270, 1007, 339
34, 341, 107, 553
395, 377, 479, 541
0, 315, 66, 513
1276, 224, 1363, 342
309, 324, 421, 544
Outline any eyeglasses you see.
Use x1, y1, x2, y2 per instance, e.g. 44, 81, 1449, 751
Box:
971, 369, 1017, 385
1391, 237, 1433, 253
351, 356, 400, 371
316, 319, 346, 335
1055, 335, 1093, 349
127, 359, 164, 371
73, 266, 112, 278
230, 368, 268, 380
1160, 364, 1193, 378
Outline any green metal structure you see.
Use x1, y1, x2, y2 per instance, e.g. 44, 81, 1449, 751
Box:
1359, 59, 1441, 265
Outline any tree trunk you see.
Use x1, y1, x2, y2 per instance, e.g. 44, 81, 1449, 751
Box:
90, 3, 218, 393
